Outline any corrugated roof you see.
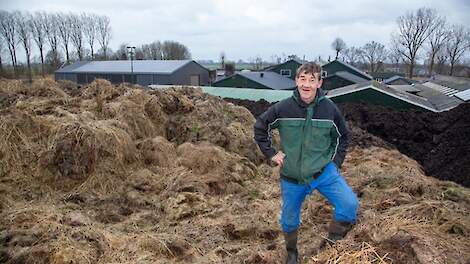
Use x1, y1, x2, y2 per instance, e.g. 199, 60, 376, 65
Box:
332, 71, 369, 84
370, 72, 404, 80
215, 71, 296, 90
326, 81, 455, 112
389, 84, 421, 93
396, 83, 465, 111
422, 82, 460, 96
240, 71, 296, 90
426, 75, 470, 91
323, 60, 373, 80
56, 61, 90, 72
263, 58, 304, 71
426, 94, 463, 111
454, 89, 470, 101
383, 75, 413, 85
56, 60, 193, 74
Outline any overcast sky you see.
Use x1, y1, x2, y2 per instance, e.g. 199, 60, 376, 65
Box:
2, 0, 470, 62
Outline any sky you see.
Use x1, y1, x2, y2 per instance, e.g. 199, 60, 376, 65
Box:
1, 0, 469, 63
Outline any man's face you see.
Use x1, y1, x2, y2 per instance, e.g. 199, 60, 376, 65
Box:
296, 71, 322, 102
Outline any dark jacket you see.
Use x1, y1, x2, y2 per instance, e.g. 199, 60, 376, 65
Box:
254, 88, 349, 184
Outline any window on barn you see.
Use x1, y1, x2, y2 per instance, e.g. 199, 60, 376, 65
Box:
280, 69, 291, 77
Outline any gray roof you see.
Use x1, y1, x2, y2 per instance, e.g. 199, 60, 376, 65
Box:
391, 83, 464, 110
323, 60, 373, 80
389, 84, 421, 93
421, 81, 460, 96
425, 75, 470, 91
263, 58, 304, 71
454, 89, 470, 101
369, 72, 404, 80
56, 60, 194, 74
238, 71, 296, 90
326, 81, 461, 112
426, 94, 463, 111
383, 75, 413, 85
332, 71, 369, 84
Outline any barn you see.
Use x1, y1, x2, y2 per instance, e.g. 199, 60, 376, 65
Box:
212, 71, 296, 90
321, 60, 373, 90
55, 60, 210, 86
327, 81, 463, 112
263, 59, 303, 80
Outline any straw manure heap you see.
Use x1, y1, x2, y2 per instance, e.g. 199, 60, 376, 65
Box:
0, 79, 468, 263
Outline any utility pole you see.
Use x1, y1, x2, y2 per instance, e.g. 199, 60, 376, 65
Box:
127, 46, 136, 83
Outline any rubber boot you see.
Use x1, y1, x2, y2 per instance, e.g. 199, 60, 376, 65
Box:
318, 220, 353, 250
284, 229, 299, 264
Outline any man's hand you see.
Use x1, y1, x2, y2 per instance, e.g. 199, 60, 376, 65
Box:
271, 151, 286, 167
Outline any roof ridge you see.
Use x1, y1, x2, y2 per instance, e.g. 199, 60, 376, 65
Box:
326, 60, 373, 80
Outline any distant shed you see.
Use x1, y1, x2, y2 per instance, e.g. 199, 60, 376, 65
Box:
55, 60, 210, 86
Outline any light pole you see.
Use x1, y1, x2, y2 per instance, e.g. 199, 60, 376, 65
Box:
126, 46, 136, 83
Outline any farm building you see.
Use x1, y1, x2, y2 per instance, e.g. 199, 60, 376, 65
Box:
321, 60, 373, 90
322, 71, 370, 90
212, 71, 296, 90
327, 81, 463, 112
263, 59, 304, 80
369, 72, 404, 82
55, 60, 210, 86
383, 75, 415, 85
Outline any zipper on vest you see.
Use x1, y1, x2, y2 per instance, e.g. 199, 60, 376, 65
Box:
300, 106, 314, 183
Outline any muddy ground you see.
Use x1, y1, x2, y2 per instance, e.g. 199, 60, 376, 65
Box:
0, 79, 469, 263
225, 98, 470, 187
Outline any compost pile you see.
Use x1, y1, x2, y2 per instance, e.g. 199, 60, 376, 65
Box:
226, 97, 470, 187
338, 102, 470, 188
0, 79, 468, 264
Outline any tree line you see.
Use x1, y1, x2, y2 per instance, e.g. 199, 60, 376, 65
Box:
331, 7, 469, 78
0, 10, 111, 79
112, 41, 191, 61
0, 10, 191, 80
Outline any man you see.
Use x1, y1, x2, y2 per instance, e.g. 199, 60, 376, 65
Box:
253, 62, 359, 264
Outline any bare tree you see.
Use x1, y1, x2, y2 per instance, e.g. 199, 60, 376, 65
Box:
331, 38, 346, 60
140, 44, 151, 60
149, 41, 162, 60
250, 55, 263, 70
388, 45, 403, 72
83, 13, 98, 60
220, 51, 225, 69
435, 48, 448, 74
362, 41, 387, 73
224, 62, 235, 76
446, 24, 469, 76
113, 43, 128, 60
0, 35, 4, 74
343, 46, 363, 66
426, 16, 449, 76
16, 11, 33, 81
97, 15, 111, 59
161, 40, 190, 60
140, 42, 161, 60
57, 13, 72, 64
134, 46, 145, 60
286, 54, 300, 61
31, 11, 47, 75
44, 13, 61, 67
393, 7, 438, 78
70, 13, 85, 60
0, 10, 19, 76
270, 54, 282, 64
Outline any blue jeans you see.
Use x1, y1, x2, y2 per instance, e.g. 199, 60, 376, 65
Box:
280, 161, 359, 233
